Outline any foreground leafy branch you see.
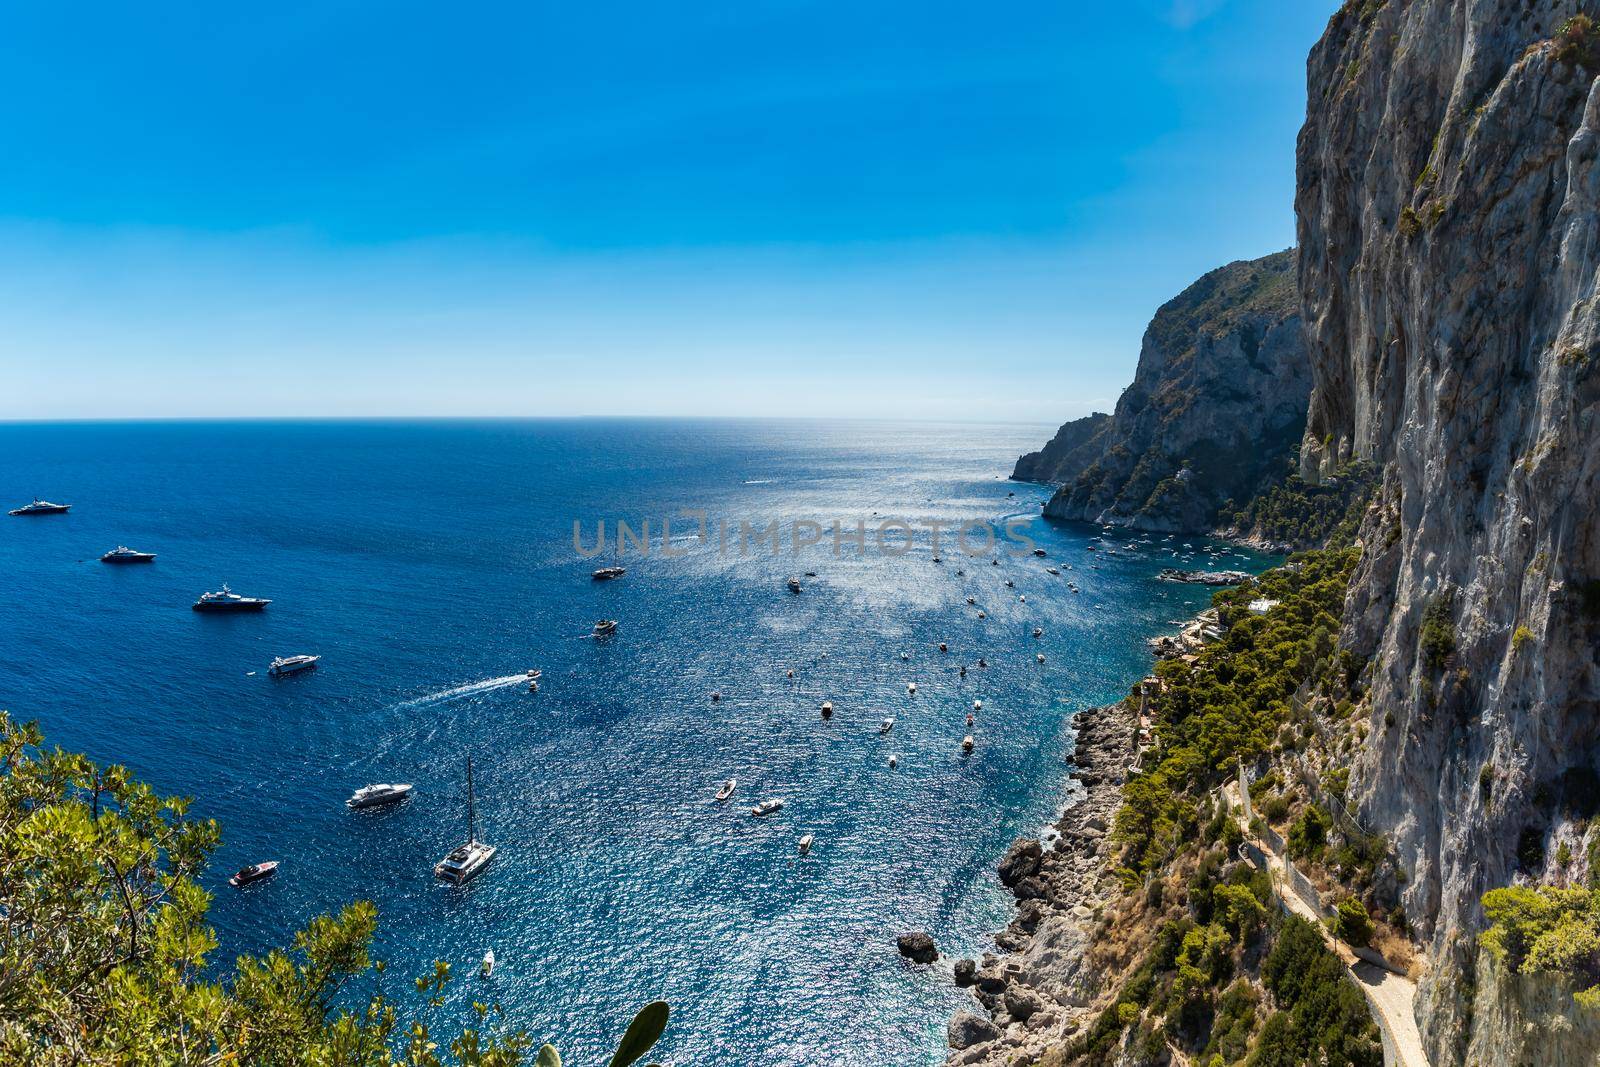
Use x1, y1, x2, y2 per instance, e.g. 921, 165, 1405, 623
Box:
0, 710, 668, 1065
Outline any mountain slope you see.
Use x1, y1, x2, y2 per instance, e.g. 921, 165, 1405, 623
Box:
1015, 250, 1310, 533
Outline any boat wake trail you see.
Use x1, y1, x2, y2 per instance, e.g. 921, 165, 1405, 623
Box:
400, 675, 527, 708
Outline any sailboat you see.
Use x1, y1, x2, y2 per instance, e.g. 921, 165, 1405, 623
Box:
434, 756, 497, 885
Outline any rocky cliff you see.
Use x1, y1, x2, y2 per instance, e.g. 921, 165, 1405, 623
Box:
1014, 250, 1310, 533
1296, 2, 1600, 1063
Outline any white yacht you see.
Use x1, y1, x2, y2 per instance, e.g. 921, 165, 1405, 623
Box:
880, 717, 895, 735
347, 783, 413, 809
268, 654, 319, 676
715, 778, 737, 802
798, 833, 814, 855
751, 798, 784, 817
435, 756, 497, 885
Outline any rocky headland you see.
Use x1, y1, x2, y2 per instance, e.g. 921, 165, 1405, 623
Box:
1013, 249, 1309, 535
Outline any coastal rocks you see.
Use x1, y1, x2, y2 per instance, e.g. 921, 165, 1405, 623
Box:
897, 931, 938, 964
1156, 567, 1250, 586
1013, 249, 1310, 534
945, 700, 1137, 1066
947, 1013, 1001, 1050
1297, 2, 1600, 1062
953, 958, 977, 987
997, 838, 1043, 888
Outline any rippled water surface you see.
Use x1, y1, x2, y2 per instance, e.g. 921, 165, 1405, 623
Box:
0, 419, 1269, 1066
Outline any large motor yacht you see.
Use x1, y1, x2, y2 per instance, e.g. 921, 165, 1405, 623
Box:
192, 585, 271, 612
101, 546, 156, 563
347, 783, 414, 809
9, 499, 70, 516
268, 654, 319, 676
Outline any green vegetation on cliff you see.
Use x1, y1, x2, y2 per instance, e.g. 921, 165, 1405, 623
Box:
1481, 885, 1600, 1009
1218, 459, 1376, 549
1115, 547, 1360, 879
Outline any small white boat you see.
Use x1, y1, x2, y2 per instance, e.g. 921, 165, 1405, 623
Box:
526, 668, 542, 680
592, 566, 626, 580
268, 654, 319, 676
787, 577, 804, 593
1037, 653, 1046, 664
901, 651, 910, 660
1019, 595, 1027, 603
798, 833, 814, 855
751, 799, 784, 817
907, 682, 917, 694
1004, 580, 1014, 588
973, 700, 983, 711
1045, 567, 1060, 575
593, 619, 618, 637
481, 949, 496, 978
962, 735, 975, 752
347, 783, 414, 809
715, 778, 737, 802
966, 596, 976, 605
1033, 627, 1043, 637
888, 754, 899, 768
977, 611, 987, 619
821, 701, 833, 719
880, 717, 895, 735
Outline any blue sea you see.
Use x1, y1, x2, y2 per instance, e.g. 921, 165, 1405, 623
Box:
0, 419, 1268, 1066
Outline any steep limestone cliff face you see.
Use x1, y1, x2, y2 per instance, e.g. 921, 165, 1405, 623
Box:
1017, 250, 1311, 533
1297, 2, 1600, 1063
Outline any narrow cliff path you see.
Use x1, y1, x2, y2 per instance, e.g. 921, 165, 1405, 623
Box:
1223, 781, 1429, 1067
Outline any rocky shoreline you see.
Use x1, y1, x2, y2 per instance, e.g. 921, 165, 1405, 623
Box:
943, 697, 1138, 1065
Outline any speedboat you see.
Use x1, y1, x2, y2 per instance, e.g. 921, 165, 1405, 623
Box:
880, 717, 895, 735
787, 577, 803, 593
592, 567, 626, 580
592, 619, 618, 637
481, 949, 496, 978
751, 799, 784, 817
798, 833, 814, 855
1033, 549, 1047, 557
1033, 627, 1043, 638
821, 701, 833, 719
962, 735, 975, 752
966, 596, 975, 605
193, 585, 270, 612
229, 861, 278, 887
347, 783, 414, 809
977, 611, 987, 619
526, 669, 542, 680
9, 499, 70, 516
1037, 653, 1046, 663
907, 682, 917, 694
268, 654, 319, 676
715, 778, 738, 801
1045, 567, 1060, 576
435, 756, 497, 885
888, 754, 899, 768
932, 555, 942, 563
973, 700, 983, 711
101, 546, 155, 563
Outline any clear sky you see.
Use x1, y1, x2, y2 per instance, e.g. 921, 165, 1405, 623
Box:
0, 1, 1334, 422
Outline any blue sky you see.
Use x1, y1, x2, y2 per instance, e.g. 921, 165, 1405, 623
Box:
0, 1, 1333, 421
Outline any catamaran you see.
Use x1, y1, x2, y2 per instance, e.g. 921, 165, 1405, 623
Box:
434, 756, 497, 885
